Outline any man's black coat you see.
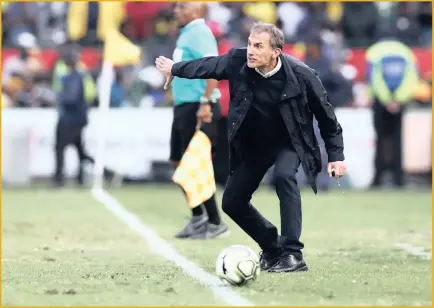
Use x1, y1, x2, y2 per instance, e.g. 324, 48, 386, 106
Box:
171, 48, 344, 193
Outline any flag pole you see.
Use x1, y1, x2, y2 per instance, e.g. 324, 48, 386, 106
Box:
93, 60, 114, 189
92, 28, 141, 189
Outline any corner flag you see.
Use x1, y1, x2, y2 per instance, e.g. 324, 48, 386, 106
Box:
103, 28, 141, 66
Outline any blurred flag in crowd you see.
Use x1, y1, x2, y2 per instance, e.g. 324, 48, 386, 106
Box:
103, 28, 141, 66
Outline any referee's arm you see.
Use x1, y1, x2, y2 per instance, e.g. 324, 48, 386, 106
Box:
203, 79, 219, 99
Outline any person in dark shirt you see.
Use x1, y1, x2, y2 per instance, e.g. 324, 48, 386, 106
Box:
52, 51, 89, 188
156, 22, 347, 273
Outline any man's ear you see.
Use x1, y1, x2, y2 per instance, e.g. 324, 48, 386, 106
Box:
274, 48, 282, 59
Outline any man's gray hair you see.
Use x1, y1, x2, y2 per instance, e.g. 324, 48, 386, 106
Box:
250, 22, 285, 50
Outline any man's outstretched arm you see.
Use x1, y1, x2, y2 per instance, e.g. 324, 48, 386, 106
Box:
155, 52, 232, 89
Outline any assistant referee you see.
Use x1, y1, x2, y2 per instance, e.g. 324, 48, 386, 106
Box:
169, 2, 229, 240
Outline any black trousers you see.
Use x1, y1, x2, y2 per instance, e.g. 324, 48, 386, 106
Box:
372, 102, 404, 186
222, 140, 304, 256
54, 122, 90, 184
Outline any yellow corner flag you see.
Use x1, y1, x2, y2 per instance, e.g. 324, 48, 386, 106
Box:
172, 131, 217, 209
103, 28, 141, 66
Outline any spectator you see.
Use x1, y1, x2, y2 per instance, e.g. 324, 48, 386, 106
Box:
2, 46, 44, 107
276, 2, 307, 42
125, 2, 170, 41
243, 2, 276, 25
340, 2, 379, 47
109, 69, 126, 108
67, 2, 126, 44
305, 35, 353, 109
294, 3, 329, 44
390, 2, 422, 46
52, 41, 96, 106
207, 3, 233, 34
417, 2, 432, 47
53, 50, 91, 188
2, 47, 29, 86
3, 2, 39, 47
366, 38, 419, 188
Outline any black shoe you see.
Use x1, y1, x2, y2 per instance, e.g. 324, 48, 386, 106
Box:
259, 249, 281, 271
189, 222, 230, 239
268, 253, 308, 273
175, 214, 208, 239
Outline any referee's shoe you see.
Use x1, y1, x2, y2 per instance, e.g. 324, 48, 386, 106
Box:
175, 212, 209, 239
189, 221, 230, 239
175, 214, 229, 239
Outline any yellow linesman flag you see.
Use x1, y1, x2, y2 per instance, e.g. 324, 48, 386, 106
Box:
104, 28, 141, 66
172, 131, 217, 209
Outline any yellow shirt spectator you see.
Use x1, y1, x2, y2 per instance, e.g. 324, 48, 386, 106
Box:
68, 2, 126, 41
243, 2, 276, 25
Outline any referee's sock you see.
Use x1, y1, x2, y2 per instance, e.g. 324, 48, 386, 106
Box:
181, 186, 203, 217
203, 194, 221, 225
192, 206, 204, 217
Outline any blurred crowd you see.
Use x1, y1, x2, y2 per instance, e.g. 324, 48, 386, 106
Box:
1, 1, 432, 109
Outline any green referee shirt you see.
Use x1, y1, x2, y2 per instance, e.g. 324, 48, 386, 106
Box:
171, 18, 221, 106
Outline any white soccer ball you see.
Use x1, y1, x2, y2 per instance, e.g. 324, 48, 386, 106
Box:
215, 245, 260, 286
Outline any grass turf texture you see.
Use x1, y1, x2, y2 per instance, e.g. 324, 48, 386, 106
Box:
2, 185, 432, 306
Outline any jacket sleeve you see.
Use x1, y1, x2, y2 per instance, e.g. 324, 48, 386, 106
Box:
171, 52, 231, 81
303, 68, 345, 162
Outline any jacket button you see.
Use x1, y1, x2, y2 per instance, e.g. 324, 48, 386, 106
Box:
232, 122, 235, 126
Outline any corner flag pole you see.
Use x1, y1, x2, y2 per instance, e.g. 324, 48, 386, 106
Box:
93, 60, 114, 189
92, 28, 141, 189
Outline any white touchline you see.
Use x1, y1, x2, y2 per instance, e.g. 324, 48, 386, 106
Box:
91, 187, 254, 306
394, 243, 432, 260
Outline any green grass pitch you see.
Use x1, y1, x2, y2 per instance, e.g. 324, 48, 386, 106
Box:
2, 185, 432, 306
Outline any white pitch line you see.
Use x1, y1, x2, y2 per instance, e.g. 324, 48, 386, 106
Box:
91, 187, 253, 306
394, 243, 432, 260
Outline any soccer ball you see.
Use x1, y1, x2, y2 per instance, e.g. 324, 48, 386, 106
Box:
215, 245, 260, 286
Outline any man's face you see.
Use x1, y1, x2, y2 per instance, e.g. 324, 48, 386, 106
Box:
247, 31, 280, 69
174, 2, 194, 26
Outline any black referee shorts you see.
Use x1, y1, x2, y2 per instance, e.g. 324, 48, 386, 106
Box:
170, 101, 221, 162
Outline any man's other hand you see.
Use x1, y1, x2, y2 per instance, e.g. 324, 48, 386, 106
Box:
327, 161, 347, 178
155, 56, 175, 90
